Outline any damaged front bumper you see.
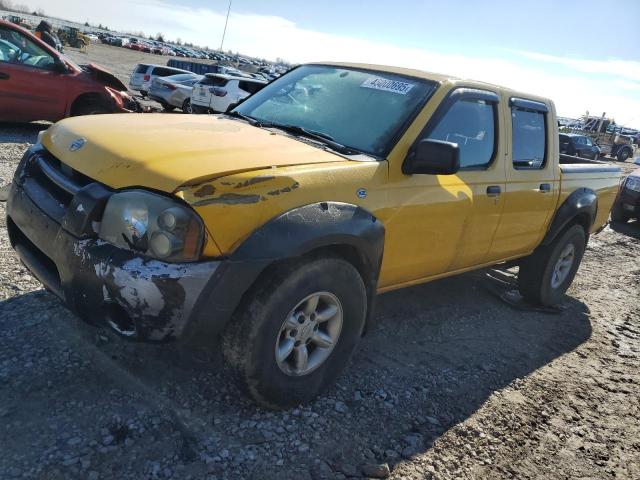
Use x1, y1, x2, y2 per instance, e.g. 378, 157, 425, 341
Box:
7, 182, 219, 341
5, 147, 265, 342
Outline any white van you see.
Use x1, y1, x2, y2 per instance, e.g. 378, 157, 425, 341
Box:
191, 74, 266, 114
129, 64, 192, 97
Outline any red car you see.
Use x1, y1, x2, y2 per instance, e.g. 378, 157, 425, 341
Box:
0, 19, 139, 122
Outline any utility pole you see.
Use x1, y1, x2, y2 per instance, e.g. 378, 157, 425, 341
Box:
219, 0, 232, 51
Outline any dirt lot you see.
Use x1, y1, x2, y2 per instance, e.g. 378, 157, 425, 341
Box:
1, 44, 640, 480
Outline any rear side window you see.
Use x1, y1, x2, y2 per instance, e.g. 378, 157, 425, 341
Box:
511, 107, 546, 169
152, 67, 186, 77
238, 81, 265, 95
199, 76, 228, 87
134, 64, 148, 74
426, 98, 496, 169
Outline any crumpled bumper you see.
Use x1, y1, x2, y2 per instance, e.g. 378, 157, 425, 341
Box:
7, 181, 219, 342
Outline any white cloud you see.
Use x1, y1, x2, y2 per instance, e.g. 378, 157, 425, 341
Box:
16, 0, 640, 124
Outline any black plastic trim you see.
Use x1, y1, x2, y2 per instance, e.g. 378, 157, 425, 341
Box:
186, 202, 386, 338
509, 97, 549, 113
541, 188, 597, 246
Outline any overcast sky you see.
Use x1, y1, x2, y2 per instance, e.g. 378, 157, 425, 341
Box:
15, 0, 640, 125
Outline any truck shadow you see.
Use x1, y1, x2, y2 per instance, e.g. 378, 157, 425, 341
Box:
0, 268, 591, 478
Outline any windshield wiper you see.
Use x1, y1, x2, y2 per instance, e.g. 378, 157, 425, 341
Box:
263, 123, 360, 155
225, 110, 262, 126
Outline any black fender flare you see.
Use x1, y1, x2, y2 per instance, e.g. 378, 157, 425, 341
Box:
185, 202, 385, 340
541, 188, 597, 246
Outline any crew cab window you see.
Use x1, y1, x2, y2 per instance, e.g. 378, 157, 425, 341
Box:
426, 98, 496, 169
0, 26, 55, 70
512, 107, 546, 169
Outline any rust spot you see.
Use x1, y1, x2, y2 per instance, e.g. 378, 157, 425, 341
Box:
193, 193, 261, 206
193, 184, 216, 198
233, 176, 276, 189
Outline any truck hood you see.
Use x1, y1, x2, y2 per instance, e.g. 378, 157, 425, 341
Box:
42, 114, 345, 192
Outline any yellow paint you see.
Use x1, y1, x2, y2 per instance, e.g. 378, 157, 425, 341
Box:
41, 63, 621, 292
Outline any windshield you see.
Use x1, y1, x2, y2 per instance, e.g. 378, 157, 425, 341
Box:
234, 65, 438, 156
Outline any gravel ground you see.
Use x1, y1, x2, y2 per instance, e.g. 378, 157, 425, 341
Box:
1, 45, 639, 479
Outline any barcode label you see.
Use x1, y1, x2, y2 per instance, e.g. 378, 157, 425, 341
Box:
361, 77, 415, 95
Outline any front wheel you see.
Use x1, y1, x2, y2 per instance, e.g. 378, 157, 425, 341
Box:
518, 224, 586, 306
222, 257, 367, 408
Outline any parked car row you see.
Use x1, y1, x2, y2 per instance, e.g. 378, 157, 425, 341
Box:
129, 65, 268, 115
97, 31, 288, 74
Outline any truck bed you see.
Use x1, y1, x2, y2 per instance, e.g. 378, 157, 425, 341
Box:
559, 153, 621, 174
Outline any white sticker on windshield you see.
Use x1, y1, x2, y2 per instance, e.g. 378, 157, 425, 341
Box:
361, 77, 415, 95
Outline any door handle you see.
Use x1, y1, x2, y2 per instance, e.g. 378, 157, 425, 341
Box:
539, 183, 551, 192
0, 72, 9, 80
486, 185, 501, 197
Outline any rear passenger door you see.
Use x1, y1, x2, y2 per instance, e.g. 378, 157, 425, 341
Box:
487, 97, 559, 261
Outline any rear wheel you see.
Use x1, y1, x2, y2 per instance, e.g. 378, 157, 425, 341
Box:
222, 257, 367, 408
161, 101, 175, 112
182, 98, 192, 114
518, 224, 586, 306
617, 148, 631, 162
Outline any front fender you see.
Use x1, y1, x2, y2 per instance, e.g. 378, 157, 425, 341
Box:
183, 202, 385, 340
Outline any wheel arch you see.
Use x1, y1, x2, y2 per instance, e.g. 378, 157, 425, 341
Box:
541, 188, 597, 246
69, 91, 113, 116
232, 202, 385, 332
184, 202, 385, 341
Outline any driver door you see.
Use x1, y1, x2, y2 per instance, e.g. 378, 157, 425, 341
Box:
0, 24, 67, 122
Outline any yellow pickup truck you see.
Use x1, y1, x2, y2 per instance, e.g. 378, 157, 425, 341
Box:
7, 63, 620, 407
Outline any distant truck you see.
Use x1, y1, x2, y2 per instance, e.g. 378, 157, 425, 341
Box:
562, 115, 635, 162
7, 63, 621, 408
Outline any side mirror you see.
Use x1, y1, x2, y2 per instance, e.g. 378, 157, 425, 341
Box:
52, 58, 68, 74
402, 139, 460, 175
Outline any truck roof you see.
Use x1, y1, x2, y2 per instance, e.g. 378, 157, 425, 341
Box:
316, 62, 552, 107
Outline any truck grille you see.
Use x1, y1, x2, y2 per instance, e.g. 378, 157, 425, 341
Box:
19, 148, 94, 223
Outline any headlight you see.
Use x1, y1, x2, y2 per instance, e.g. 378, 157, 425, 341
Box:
625, 176, 640, 192
99, 190, 205, 262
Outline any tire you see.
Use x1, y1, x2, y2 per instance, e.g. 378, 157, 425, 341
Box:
610, 202, 629, 223
617, 148, 631, 162
71, 101, 111, 116
191, 105, 206, 114
181, 99, 192, 114
518, 224, 586, 306
222, 256, 367, 408
160, 101, 174, 112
